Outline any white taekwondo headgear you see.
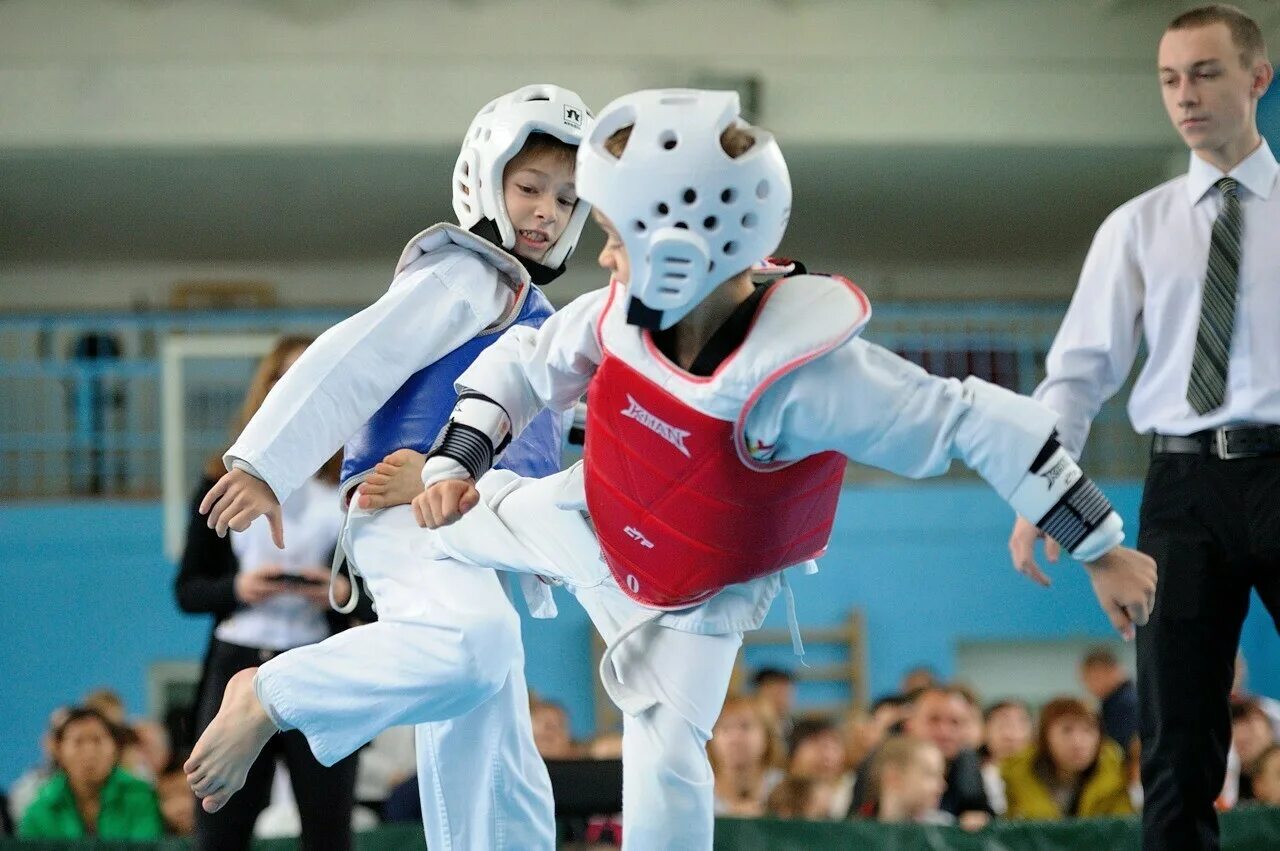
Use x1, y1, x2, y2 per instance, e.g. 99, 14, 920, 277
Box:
452, 84, 594, 270
576, 89, 792, 330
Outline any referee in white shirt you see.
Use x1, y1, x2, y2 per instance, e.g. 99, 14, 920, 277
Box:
1008, 6, 1279, 850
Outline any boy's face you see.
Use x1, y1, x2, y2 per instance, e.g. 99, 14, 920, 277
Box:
887, 745, 946, 817
502, 150, 577, 264
592, 210, 631, 286
1158, 23, 1269, 158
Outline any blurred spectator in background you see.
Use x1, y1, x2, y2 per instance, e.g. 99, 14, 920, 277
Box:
853, 686, 992, 829
176, 335, 370, 851
899, 666, 939, 696
952, 683, 985, 751
1079, 647, 1138, 750
870, 694, 915, 738
904, 686, 993, 829
589, 731, 624, 760
751, 668, 797, 739
1001, 697, 1133, 820
156, 769, 195, 836
19, 707, 163, 840
1250, 745, 1280, 807
83, 689, 127, 727
126, 721, 172, 786
1222, 699, 1278, 806
861, 736, 952, 825
979, 700, 1034, 815
786, 719, 855, 819
531, 698, 577, 760
353, 727, 416, 820
709, 695, 783, 817
766, 776, 831, 820
1232, 652, 1280, 736
841, 708, 884, 780
7, 706, 69, 826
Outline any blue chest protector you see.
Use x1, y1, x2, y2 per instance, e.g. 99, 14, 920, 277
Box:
340, 284, 561, 490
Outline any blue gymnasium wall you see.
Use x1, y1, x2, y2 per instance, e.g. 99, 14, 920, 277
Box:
3, 485, 1278, 786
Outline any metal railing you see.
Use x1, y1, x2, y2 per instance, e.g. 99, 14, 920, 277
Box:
0, 303, 1145, 499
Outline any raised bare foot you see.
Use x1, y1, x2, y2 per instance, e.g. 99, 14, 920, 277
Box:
356, 448, 426, 510
184, 667, 277, 813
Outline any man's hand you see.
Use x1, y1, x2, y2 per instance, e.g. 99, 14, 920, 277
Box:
233, 566, 287, 606
356, 449, 427, 510
1008, 516, 1061, 587
412, 479, 480, 529
1085, 546, 1158, 641
199, 468, 285, 548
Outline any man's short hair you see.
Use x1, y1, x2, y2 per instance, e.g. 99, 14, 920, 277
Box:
752, 667, 796, 689
1082, 646, 1120, 669
1167, 4, 1267, 68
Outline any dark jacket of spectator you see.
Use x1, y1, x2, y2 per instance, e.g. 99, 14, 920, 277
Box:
1100, 679, 1139, 749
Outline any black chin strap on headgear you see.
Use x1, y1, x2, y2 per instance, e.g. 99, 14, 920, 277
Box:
468, 219, 567, 286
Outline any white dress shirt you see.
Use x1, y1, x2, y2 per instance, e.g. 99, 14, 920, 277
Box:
1036, 140, 1280, 456
216, 477, 342, 651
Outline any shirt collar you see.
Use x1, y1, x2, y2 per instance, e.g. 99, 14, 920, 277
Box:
1185, 137, 1279, 204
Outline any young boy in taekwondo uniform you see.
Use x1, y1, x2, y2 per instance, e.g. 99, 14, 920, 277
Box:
400, 89, 1161, 850
186, 85, 593, 851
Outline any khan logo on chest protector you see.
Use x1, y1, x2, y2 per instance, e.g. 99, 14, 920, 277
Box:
620, 394, 692, 457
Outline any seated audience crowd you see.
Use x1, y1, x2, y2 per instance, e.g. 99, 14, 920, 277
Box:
6, 648, 1280, 844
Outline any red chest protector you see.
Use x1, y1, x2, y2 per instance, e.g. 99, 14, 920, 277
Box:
582, 274, 870, 610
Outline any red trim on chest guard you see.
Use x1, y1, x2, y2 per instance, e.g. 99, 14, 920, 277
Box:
583, 353, 845, 609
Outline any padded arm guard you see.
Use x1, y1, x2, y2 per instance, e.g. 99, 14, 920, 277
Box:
1009, 438, 1124, 563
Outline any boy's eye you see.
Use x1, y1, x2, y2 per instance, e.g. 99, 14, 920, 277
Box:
558, 197, 575, 207
519, 184, 537, 194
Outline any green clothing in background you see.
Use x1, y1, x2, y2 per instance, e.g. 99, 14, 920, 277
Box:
18, 767, 164, 840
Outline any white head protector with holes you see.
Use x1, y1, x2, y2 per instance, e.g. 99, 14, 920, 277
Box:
577, 89, 792, 330
452, 84, 594, 270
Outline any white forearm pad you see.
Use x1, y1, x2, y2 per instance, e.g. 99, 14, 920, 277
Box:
1008, 444, 1124, 562
423, 394, 512, 483
421, 455, 473, 489
450, 395, 512, 447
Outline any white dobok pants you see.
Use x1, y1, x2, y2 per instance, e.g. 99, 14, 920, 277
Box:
433, 467, 745, 851
254, 503, 555, 851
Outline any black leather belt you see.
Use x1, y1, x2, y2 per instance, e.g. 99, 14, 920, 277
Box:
1152, 425, 1280, 460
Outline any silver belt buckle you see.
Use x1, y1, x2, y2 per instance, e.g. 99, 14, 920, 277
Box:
1215, 428, 1249, 460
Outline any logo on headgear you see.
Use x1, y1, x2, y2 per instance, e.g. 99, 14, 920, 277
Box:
563, 105, 583, 129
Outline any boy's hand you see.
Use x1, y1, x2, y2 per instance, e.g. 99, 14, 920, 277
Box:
199, 468, 285, 548
356, 449, 427, 510
1008, 516, 1061, 587
413, 479, 480, 529
1084, 546, 1157, 641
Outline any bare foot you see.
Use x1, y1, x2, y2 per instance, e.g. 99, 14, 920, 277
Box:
184, 668, 278, 813
356, 448, 426, 510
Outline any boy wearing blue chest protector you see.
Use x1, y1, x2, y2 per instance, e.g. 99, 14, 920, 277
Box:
187, 85, 593, 851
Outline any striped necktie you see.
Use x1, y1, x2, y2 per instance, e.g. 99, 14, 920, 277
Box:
1187, 176, 1242, 415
